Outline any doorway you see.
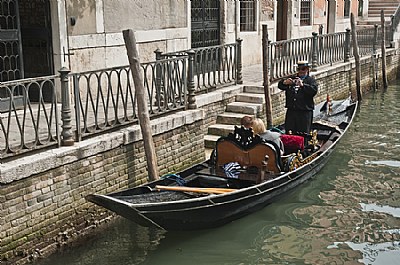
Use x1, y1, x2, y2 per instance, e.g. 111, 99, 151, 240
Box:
276, 0, 288, 41
327, 0, 336, 33
191, 0, 220, 48
19, 0, 54, 79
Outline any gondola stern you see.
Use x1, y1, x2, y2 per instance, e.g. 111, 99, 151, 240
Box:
85, 194, 163, 229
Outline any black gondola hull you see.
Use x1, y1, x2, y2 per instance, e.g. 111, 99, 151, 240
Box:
87, 100, 357, 230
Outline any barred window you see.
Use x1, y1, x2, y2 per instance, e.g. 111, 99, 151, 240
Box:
300, 0, 311, 26
240, 0, 256, 31
344, 0, 351, 17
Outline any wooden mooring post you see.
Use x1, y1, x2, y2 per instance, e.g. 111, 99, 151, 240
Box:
123, 29, 159, 181
262, 25, 273, 129
350, 13, 362, 101
372, 24, 378, 90
381, 10, 388, 89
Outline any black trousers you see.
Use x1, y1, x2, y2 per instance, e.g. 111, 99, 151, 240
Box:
285, 109, 313, 134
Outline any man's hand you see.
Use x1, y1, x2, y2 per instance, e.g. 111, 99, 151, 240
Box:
283, 78, 294, 85
294, 78, 303, 87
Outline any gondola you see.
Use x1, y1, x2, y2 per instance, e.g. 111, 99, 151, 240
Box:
86, 97, 357, 230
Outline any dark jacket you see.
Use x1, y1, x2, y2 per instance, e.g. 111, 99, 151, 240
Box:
278, 75, 318, 111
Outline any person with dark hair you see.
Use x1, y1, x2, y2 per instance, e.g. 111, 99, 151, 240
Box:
240, 115, 253, 129
278, 61, 318, 134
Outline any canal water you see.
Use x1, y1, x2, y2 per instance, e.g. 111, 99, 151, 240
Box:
36, 81, 400, 265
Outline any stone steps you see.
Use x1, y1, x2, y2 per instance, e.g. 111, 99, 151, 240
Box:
235, 92, 265, 104
217, 112, 252, 125
204, 134, 221, 149
226, 101, 262, 115
368, 0, 399, 18
204, 86, 265, 150
208, 124, 236, 136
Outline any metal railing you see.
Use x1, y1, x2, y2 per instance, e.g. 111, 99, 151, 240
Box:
0, 39, 243, 158
1, 20, 399, 159
317, 32, 347, 66
268, 24, 391, 81
0, 55, 191, 158
269, 36, 313, 80
72, 56, 189, 141
0, 75, 60, 159
390, 4, 400, 43
160, 39, 243, 93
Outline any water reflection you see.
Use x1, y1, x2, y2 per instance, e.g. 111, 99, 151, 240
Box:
366, 160, 400, 167
360, 203, 400, 218
36, 82, 400, 264
329, 241, 400, 264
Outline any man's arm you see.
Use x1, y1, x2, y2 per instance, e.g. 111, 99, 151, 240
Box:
278, 77, 294, 91
302, 76, 318, 96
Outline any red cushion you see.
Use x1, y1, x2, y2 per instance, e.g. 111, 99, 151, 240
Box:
280, 134, 304, 154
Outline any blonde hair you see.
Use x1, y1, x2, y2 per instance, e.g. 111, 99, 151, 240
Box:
252, 118, 266, 135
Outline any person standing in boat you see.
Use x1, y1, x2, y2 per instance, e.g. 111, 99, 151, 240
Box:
278, 61, 318, 134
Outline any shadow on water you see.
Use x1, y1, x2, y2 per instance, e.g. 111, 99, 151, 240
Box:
36, 81, 400, 265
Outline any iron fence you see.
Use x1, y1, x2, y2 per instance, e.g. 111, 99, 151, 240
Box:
269, 36, 313, 80
72, 56, 188, 141
161, 40, 242, 93
0, 75, 60, 159
0, 20, 399, 159
317, 32, 347, 66
357, 27, 379, 56
390, 5, 400, 43
268, 24, 391, 82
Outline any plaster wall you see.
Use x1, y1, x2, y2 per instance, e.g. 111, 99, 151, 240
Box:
65, 0, 189, 72
240, 33, 263, 66
65, 0, 97, 35
103, 0, 187, 32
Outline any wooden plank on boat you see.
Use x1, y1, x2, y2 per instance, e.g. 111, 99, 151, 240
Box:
154, 185, 236, 194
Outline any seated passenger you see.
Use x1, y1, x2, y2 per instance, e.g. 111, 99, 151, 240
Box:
252, 118, 285, 155
240, 115, 253, 129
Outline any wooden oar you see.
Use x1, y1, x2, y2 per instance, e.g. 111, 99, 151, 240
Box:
154, 185, 236, 194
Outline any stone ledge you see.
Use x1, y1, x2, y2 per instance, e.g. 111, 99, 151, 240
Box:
195, 84, 244, 107
69, 28, 189, 49
0, 109, 204, 184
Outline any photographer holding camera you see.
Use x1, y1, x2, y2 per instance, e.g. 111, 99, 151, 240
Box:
278, 61, 318, 134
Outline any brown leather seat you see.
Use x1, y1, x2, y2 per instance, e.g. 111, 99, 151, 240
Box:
216, 140, 281, 174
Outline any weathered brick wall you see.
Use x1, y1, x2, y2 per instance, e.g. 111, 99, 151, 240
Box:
0, 120, 204, 265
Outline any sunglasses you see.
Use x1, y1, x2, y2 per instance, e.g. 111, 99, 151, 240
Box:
297, 67, 308, 71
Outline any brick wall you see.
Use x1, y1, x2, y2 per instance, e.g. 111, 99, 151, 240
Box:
0, 120, 204, 265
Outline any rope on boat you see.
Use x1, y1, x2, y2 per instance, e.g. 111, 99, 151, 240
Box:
270, 127, 284, 134
161, 173, 186, 186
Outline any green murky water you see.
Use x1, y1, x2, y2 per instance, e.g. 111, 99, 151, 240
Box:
36, 82, 400, 265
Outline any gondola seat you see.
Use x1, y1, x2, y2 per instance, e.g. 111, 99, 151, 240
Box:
214, 127, 282, 175
280, 134, 305, 155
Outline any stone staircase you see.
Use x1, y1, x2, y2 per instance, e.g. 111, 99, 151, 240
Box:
359, 0, 400, 25
368, 0, 399, 19
204, 86, 265, 153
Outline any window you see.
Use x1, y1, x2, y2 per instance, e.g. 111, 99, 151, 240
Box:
358, 0, 363, 17
240, 0, 256, 31
300, 0, 311, 26
344, 0, 351, 18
